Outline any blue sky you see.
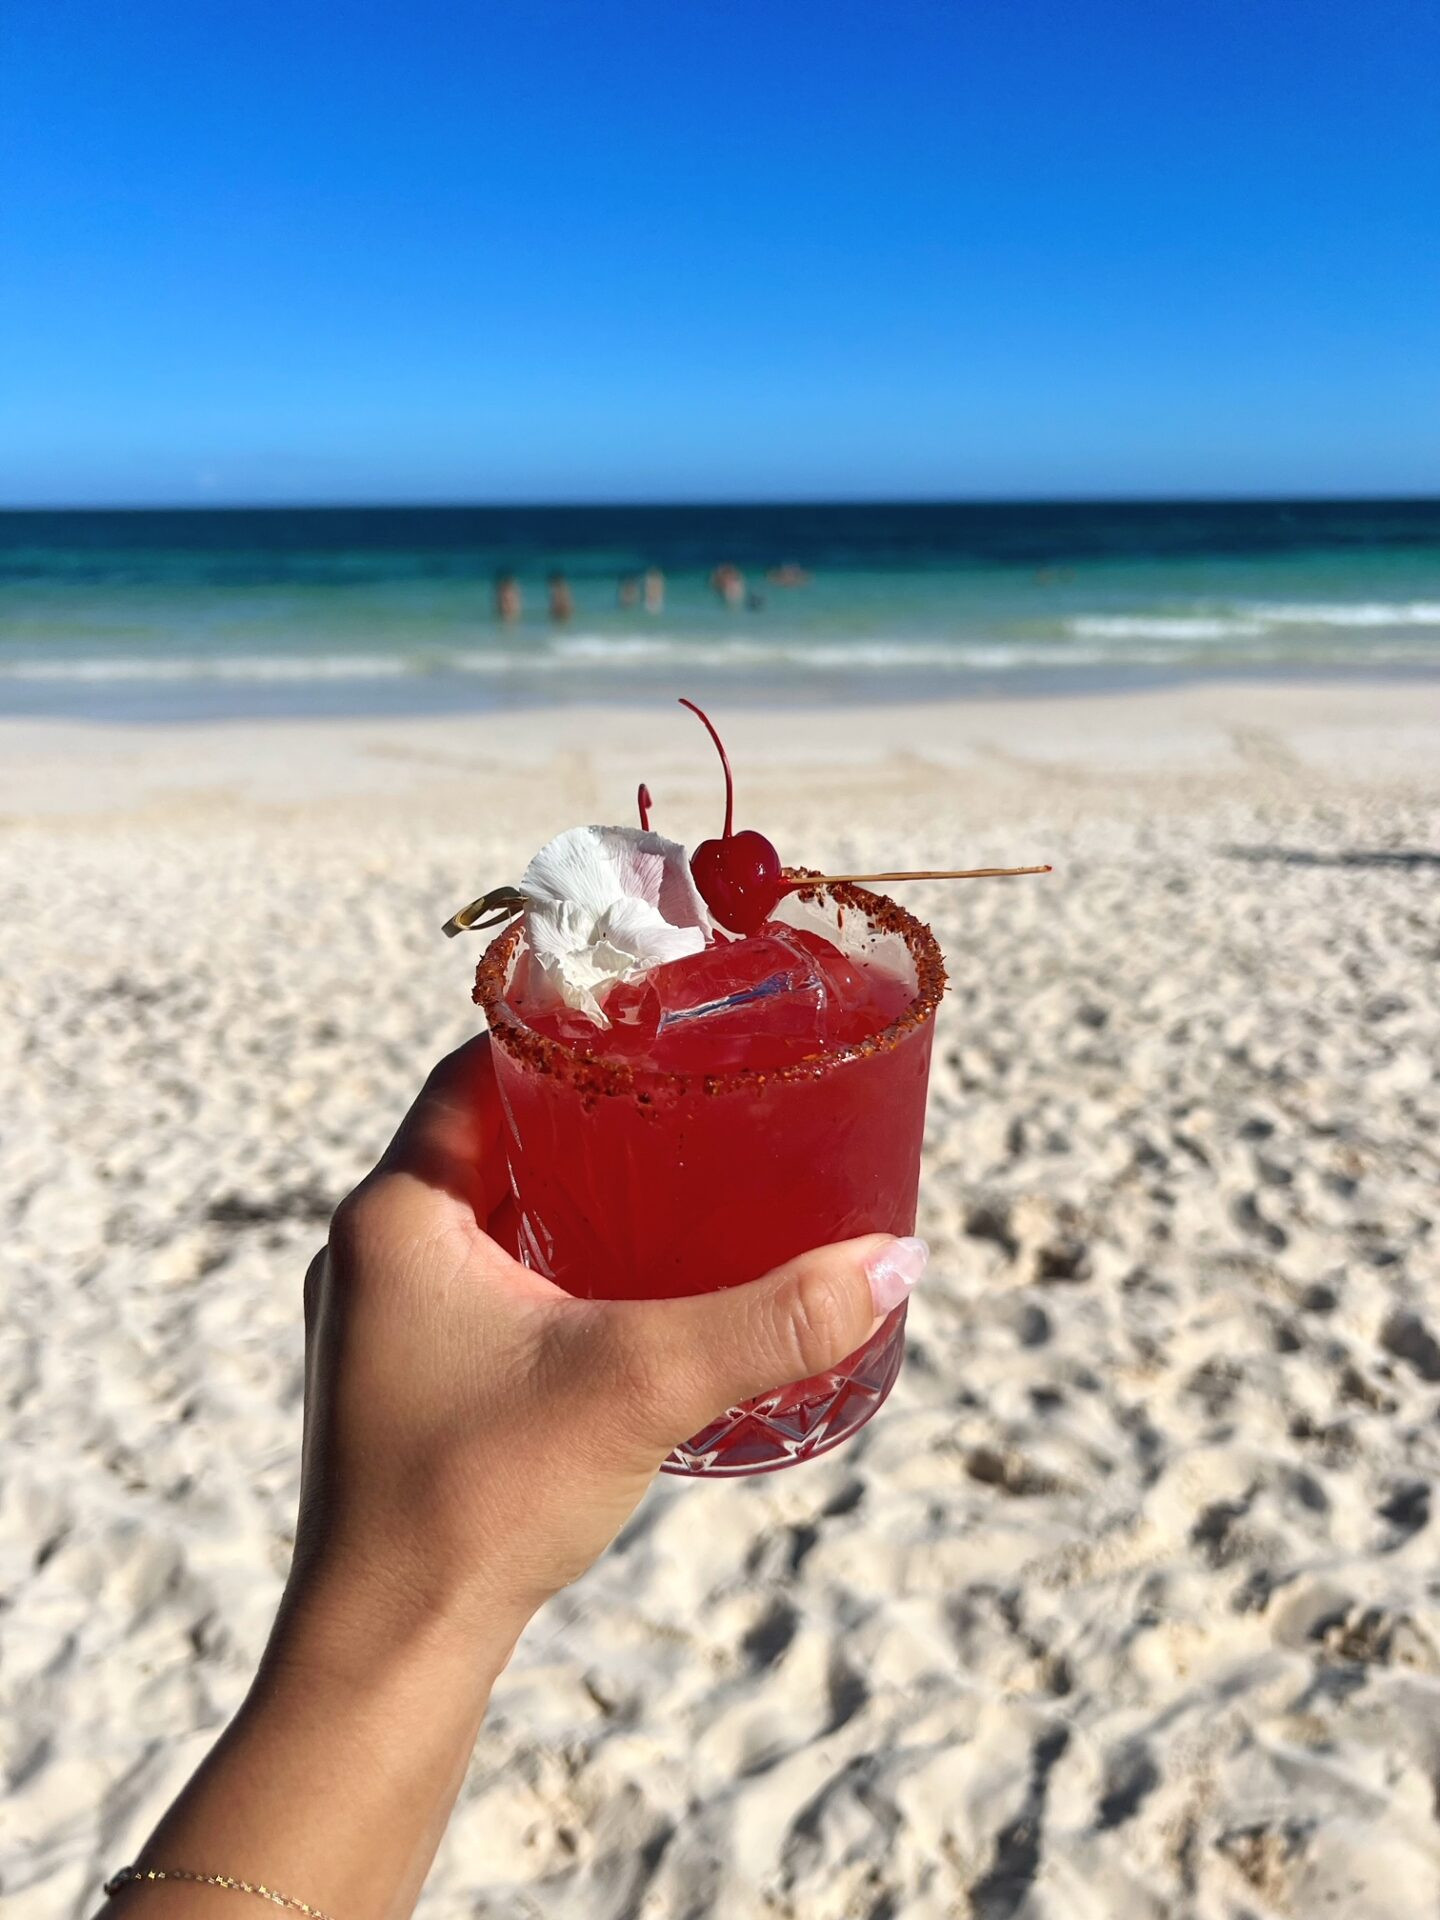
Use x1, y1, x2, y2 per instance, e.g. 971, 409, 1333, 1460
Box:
4, 0, 1437, 506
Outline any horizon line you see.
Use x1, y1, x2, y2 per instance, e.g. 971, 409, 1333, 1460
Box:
2, 490, 1439, 514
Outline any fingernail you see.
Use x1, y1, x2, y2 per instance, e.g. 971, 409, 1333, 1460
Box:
867, 1236, 929, 1314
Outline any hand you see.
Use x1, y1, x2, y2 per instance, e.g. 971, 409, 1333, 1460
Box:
283, 1034, 927, 1653
106, 1036, 928, 1920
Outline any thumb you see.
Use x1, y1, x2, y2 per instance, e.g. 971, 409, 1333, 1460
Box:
604, 1233, 930, 1450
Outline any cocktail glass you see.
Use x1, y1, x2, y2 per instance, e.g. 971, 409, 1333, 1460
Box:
474, 883, 945, 1477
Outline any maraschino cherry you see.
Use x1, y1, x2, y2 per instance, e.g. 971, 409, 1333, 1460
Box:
679, 698, 786, 935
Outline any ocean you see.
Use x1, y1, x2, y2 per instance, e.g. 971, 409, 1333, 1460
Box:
2, 499, 1437, 720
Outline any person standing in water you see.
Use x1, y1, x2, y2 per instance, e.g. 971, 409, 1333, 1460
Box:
548, 572, 575, 622
494, 572, 521, 623
643, 567, 665, 614
709, 563, 744, 608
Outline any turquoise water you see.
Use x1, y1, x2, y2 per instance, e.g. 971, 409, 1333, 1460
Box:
1, 501, 1437, 718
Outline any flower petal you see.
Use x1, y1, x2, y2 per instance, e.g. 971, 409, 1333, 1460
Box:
521, 826, 624, 918
599, 897, 709, 971
519, 824, 713, 1027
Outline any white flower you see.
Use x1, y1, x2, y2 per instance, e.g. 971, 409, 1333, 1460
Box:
521, 825, 713, 1026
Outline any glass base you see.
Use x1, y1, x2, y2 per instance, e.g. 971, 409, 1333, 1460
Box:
660, 1304, 907, 1478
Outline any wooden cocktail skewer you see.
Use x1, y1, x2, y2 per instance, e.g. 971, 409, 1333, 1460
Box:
792, 865, 1051, 886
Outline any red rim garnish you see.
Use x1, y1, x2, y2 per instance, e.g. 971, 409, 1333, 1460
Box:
475, 877, 946, 1101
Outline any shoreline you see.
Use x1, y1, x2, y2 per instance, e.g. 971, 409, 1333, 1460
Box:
0, 658, 1437, 728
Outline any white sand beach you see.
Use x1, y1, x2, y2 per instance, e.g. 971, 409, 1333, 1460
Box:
4, 678, 1440, 1919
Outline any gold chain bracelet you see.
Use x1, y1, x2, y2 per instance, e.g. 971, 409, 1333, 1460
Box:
104, 1865, 335, 1920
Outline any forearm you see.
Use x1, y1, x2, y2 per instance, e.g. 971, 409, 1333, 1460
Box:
104, 1577, 531, 1920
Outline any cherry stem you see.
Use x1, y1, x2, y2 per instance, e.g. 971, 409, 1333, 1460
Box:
637, 782, 653, 831
786, 864, 1052, 887
678, 697, 734, 839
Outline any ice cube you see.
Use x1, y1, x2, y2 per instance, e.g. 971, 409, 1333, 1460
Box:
776, 925, 876, 1032
619, 930, 861, 1069
653, 938, 824, 1068
527, 925, 910, 1070
668, 931, 822, 1027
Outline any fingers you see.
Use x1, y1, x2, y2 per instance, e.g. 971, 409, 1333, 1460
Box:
588, 1233, 930, 1448
321, 1033, 564, 1329
303, 1245, 327, 1337
371, 1033, 512, 1231
300, 1245, 328, 1470
321, 1032, 567, 1323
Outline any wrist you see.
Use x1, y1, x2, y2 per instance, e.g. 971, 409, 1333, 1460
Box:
122, 1566, 527, 1920
264, 1554, 533, 1708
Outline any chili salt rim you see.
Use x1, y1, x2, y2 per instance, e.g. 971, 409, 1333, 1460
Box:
472, 872, 947, 1099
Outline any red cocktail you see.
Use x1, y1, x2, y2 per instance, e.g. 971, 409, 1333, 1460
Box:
475, 884, 945, 1476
